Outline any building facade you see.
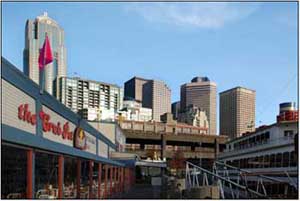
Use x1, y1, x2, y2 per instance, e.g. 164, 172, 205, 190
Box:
1, 57, 133, 199
220, 86, 256, 139
171, 101, 181, 120
119, 120, 228, 170
119, 100, 152, 122
178, 105, 209, 129
56, 77, 123, 121
23, 12, 67, 95
142, 80, 171, 122
124, 76, 149, 103
180, 77, 217, 135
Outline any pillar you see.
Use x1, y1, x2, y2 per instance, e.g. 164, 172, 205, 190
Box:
114, 166, 117, 193
120, 167, 123, 193
89, 160, 93, 198
76, 160, 81, 199
104, 165, 108, 198
26, 149, 34, 199
98, 163, 102, 199
110, 166, 113, 197
58, 155, 64, 199
161, 134, 166, 160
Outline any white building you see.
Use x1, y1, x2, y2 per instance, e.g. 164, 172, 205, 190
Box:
119, 100, 152, 122
178, 105, 209, 129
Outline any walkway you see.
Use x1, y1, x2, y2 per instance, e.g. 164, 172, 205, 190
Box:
120, 184, 162, 199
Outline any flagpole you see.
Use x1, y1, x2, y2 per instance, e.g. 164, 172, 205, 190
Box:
40, 33, 47, 95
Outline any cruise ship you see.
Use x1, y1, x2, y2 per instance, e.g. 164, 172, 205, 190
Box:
218, 102, 298, 198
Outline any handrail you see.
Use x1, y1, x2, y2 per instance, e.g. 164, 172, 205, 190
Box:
215, 161, 295, 185
186, 161, 269, 199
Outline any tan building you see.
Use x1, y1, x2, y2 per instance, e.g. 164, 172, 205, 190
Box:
124, 76, 149, 103
143, 80, 171, 122
180, 77, 217, 135
219, 86, 256, 139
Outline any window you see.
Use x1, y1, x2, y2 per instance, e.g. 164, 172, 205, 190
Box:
284, 130, 294, 137
275, 153, 282, 167
282, 152, 290, 167
290, 151, 296, 167
264, 155, 270, 168
270, 154, 276, 168
1, 145, 27, 199
64, 157, 77, 198
35, 151, 58, 199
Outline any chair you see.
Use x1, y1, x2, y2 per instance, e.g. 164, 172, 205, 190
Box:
6, 193, 22, 199
36, 189, 48, 199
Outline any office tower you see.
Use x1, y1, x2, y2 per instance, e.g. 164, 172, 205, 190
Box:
23, 12, 67, 95
171, 101, 180, 120
57, 77, 123, 121
142, 80, 171, 121
124, 76, 149, 103
180, 76, 217, 134
219, 86, 256, 139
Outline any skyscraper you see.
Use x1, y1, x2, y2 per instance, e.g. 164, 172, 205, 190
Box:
124, 76, 149, 103
219, 86, 256, 139
142, 80, 171, 121
23, 12, 67, 95
57, 77, 123, 120
180, 77, 217, 134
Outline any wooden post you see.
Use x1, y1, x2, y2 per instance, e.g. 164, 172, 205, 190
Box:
104, 165, 108, 198
26, 149, 34, 199
110, 166, 113, 197
76, 160, 81, 199
114, 166, 117, 194
98, 163, 102, 199
58, 155, 64, 199
89, 160, 93, 198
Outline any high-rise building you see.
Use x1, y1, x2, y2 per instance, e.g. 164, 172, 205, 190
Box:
142, 80, 171, 121
23, 12, 67, 95
180, 76, 217, 134
57, 77, 123, 120
171, 101, 180, 120
124, 76, 149, 103
219, 86, 256, 139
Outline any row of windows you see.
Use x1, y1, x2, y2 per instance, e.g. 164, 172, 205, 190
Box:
226, 151, 297, 169
230, 132, 270, 150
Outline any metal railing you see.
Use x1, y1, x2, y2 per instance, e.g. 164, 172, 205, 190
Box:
185, 161, 269, 199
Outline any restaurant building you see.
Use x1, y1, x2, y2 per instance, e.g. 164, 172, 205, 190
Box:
1, 57, 134, 199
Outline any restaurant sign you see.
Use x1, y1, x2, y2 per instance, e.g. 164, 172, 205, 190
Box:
74, 127, 87, 150
18, 103, 73, 141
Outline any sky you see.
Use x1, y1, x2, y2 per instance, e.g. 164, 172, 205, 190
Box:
2, 2, 298, 133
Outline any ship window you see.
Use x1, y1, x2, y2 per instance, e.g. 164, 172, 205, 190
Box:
270, 154, 276, 168
282, 152, 289, 167
265, 132, 270, 140
290, 151, 296, 167
258, 156, 263, 168
284, 130, 294, 137
264, 155, 270, 168
276, 153, 282, 167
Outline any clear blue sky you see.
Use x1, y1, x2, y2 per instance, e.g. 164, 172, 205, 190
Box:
2, 2, 298, 132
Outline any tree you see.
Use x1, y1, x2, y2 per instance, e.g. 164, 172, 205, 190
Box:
168, 150, 186, 177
